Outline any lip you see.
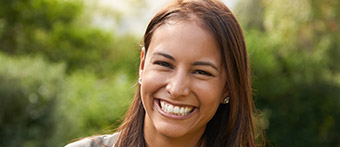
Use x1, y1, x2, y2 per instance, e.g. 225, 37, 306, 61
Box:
154, 99, 197, 120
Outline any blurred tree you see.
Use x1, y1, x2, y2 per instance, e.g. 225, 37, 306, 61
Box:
0, 0, 140, 77
235, 0, 265, 31
0, 53, 65, 147
0, 0, 142, 146
49, 71, 134, 146
236, 0, 340, 146
0, 0, 82, 54
0, 53, 133, 147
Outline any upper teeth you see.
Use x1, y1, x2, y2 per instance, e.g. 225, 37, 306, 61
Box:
160, 100, 193, 116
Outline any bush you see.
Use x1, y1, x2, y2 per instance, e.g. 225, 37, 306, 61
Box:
0, 52, 135, 147
0, 53, 65, 147
0, 0, 140, 77
51, 71, 135, 146
246, 30, 340, 146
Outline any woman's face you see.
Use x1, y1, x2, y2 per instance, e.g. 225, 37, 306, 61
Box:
140, 20, 227, 140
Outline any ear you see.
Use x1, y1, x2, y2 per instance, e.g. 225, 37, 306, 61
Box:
139, 47, 146, 78
220, 88, 230, 103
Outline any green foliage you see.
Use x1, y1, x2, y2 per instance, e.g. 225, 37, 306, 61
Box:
247, 30, 340, 146
0, 0, 140, 146
0, 0, 83, 53
0, 53, 65, 147
0, 52, 135, 146
237, 0, 340, 146
50, 71, 134, 146
0, 0, 140, 77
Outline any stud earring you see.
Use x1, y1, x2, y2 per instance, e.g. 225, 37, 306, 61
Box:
138, 78, 142, 84
223, 97, 230, 104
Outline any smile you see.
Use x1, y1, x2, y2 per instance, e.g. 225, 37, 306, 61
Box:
159, 100, 194, 116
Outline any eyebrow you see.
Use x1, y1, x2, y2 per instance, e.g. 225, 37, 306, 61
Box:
192, 61, 219, 71
153, 52, 175, 61
153, 51, 219, 71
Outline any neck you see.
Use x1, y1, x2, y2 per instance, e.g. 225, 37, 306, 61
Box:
143, 115, 205, 147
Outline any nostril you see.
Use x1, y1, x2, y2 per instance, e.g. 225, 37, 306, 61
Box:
166, 71, 191, 97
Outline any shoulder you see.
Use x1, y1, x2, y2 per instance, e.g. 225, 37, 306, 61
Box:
64, 132, 119, 147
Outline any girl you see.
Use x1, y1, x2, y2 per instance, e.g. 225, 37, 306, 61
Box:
66, 0, 264, 146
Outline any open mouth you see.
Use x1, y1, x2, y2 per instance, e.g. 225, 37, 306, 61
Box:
157, 99, 195, 116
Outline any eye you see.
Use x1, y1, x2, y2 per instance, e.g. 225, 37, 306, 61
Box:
193, 70, 213, 76
154, 61, 173, 69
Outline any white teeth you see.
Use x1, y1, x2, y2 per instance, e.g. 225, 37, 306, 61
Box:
161, 101, 164, 108
180, 107, 184, 114
174, 106, 179, 113
168, 105, 173, 112
160, 100, 193, 116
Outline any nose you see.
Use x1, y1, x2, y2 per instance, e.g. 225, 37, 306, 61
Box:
166, 70, 190, 98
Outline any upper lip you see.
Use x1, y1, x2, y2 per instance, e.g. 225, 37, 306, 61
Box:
156, 98, 197, 108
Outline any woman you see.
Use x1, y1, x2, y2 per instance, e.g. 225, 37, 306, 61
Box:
66, 0, 264, 146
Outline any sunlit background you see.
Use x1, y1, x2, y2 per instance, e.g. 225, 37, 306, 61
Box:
0, 0, 339, 146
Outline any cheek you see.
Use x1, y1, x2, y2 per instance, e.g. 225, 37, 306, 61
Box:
142, 70, 167, 90
198, 91, 221, 123
194, 80, 225, 118
199, 92, 221, 110
195, 81, 224, 103
140, 69, 168, 104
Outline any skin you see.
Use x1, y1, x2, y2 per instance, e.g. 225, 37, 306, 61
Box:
139, 20, 228, 147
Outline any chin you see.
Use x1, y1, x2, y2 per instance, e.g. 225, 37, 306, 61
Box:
155, 122, 189, 139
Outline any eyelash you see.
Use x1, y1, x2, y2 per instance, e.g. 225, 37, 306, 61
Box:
154, 61, 173, 69
193, 70, 213, 76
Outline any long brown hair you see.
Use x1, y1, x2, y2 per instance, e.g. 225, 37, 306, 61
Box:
115, 0, 264, 146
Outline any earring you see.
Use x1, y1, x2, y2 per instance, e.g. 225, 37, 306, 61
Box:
223, 97, 230, 104
138, 78, 142, 84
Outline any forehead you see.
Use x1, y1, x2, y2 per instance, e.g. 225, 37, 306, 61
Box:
147, 20, 222, 65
